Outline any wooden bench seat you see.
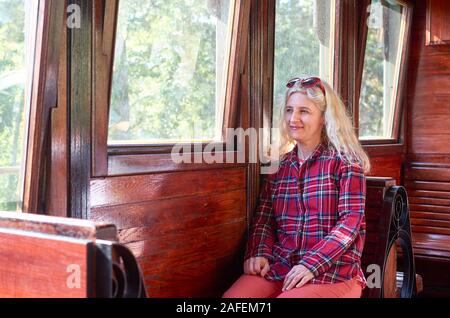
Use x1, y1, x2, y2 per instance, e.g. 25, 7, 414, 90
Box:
0, 211, 146, 298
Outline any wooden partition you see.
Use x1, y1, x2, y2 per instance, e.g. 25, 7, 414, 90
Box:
0, 211, 144, 298
405, 0, 450, 297
90, 167, 248, 297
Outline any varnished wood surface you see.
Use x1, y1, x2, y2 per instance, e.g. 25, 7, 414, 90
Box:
0, 230, 89, 298
366, 155, 403, 185
23, 0, 66, 213
69, 0, 92, 219
405, 1, 450, 296
426, 0, 450, 46
0, 211, 116, 240
107, 152, 246, 176
408, 0, 450, 155
90, 167, 247, 297
92, 0, 119, 177
47, 5, 69, 217
90, 167, 245, 207
91, 189, 245, 233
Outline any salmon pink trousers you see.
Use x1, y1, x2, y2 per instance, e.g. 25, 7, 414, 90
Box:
222, 274, 363, 298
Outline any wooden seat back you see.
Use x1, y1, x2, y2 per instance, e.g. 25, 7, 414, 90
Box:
0, 211, 145, 298
363, 177, 418, 298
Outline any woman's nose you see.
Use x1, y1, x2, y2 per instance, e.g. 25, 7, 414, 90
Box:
290, 109, 301, 123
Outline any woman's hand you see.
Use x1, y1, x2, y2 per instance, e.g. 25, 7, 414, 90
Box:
243, 257, 270, 277
282, 264, 314, 291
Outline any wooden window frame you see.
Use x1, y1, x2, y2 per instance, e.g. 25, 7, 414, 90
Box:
23, 0, 66, 213
92, 0, 251, 176
356, 0, 413, 146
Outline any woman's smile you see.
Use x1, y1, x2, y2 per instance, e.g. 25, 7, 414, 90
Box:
289, 125, 303, 131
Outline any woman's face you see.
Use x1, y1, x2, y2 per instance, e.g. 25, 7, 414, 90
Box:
284, 92, 324, 144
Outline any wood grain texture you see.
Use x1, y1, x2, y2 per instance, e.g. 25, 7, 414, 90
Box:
366, 155, 403, 184
69, 0, 92, 219
405, 3, 450, 293
23, 0, 66, 213
47, 5, 68, 217
108, 152, 246, 176
90, 167, 247, 297
0, 230, 89, 298
90, 167, 246, 207
91, 189, 245, 232
92, 0, 118, 176
0, 211, 117, 241
426, 0, 450, 46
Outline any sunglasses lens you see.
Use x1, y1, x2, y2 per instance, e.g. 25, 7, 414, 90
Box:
302, 77, 319, 86
286, 77, 301, 88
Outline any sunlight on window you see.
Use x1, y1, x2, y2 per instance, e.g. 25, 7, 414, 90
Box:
0, 0, 38, 211
359, 0, 405, 139
108, 0, 235, 145
272, 0, 335, 128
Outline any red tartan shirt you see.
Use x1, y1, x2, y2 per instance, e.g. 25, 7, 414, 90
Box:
245, 141, 367, 287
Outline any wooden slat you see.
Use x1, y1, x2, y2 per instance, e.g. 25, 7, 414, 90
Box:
409, 190, 450, 199
90, 167, 246, 207
409, 196, 450, 206
411, 218, 450, 229
144, 254, 240, 298
405, 166, 450, 182
409, 204, 450, 214
411, 211, 450, 221
0, 211, 116, 240
91, 189, 245, 231
412, 225, 450, 235
108, 152, 246, 176
413, 231, 450, 250
405, 180, 450, 192
128, 221, 246, 263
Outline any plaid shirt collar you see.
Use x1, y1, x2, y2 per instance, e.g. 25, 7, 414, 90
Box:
283, 141, 327, 166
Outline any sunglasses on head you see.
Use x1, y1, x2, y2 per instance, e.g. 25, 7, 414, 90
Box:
286, 76, 326, 97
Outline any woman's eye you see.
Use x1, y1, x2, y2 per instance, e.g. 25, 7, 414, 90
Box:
286, 108, 292, 113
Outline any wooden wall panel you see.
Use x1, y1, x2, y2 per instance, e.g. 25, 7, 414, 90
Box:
366, 155, 402, 185
405, 0, 450, 297
90, 167, 245, 207
426, 0, 450, 46
90, 167, 247, 297
408, 1, 450, 155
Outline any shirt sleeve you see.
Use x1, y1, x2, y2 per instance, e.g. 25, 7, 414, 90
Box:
298, 162, 366, 277
244, 174, 277, 261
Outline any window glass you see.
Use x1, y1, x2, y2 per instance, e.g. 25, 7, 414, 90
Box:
359, 0, 405, 139
108, 0, 235, 144
273, 0, 335, 127
0, 0, 38, 211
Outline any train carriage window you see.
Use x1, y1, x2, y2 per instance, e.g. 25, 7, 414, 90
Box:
0, 0, 39, 211
272, 0, 335, 127
108, 0, 235, 145
359, 0, 407, 140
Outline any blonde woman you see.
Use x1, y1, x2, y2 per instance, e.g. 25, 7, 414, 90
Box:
223, 76, 370, 298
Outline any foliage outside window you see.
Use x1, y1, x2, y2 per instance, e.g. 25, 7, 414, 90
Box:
0, 0, 38, 211
108, 0, 235, 145
359, 0, 405, 140
272, 0, 335, 128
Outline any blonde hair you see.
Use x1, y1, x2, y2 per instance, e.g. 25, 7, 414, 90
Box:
278, 79, 371, 174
